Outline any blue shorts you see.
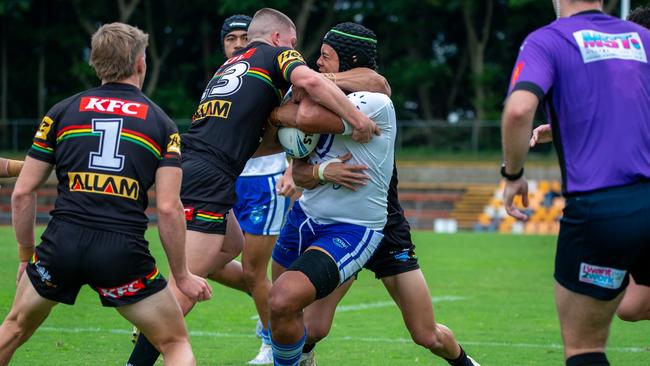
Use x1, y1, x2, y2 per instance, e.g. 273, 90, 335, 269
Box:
233, 173, 290, 235
272, 202, 384, 284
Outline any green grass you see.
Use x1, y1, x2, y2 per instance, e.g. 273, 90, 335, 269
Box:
0, 228, 648, 365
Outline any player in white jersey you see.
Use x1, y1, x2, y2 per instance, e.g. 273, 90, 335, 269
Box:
264, 24, 395, 366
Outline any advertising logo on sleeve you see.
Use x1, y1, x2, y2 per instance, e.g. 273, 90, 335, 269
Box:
80, 97, 149, 120
573, 30, 647, 64
277, 50, 305, 79
35, 116, 54, 140
579, 262, 626, 289
166, 133, 181, 155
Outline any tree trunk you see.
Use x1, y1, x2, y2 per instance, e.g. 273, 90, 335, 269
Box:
143, 0, 171, 96
295, 0, 316, 51
301, 1, 336, 62
462, 0, 493, 152
118, 0, 141, 23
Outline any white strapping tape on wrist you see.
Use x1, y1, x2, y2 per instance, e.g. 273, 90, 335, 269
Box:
318, 158, 342, 181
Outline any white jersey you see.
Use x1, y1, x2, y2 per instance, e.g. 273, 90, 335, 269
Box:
300, 92, 396, 230
240, 152, 288, 177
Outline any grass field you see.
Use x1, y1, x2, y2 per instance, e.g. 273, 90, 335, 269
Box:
0, 228, 648, 365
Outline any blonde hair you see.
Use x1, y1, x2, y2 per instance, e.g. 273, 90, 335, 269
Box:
89, 22, 149, 82
248, 8, 296, 40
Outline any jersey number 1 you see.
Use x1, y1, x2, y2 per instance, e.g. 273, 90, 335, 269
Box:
89, 118, 125, 172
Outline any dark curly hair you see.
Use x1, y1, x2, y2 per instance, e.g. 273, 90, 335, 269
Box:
628, 5, 650, 30
322, 22, 377, 72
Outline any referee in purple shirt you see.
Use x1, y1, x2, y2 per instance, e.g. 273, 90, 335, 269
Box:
501, 1, 650, 366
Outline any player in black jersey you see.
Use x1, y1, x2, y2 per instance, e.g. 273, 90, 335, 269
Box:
270, 23, 479, 366
130, 7, 378, 360
0, 23, 210, 365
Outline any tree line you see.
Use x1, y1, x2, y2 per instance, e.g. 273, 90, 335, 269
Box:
0, 0, 641, 139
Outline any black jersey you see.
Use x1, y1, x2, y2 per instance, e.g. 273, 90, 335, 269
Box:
383, 164, 413, 245
28, 83, 181, 235
182, 41, 306, 175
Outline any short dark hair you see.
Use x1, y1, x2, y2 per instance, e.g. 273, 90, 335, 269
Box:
628, 6, 650, 30
322, 22, 377, 72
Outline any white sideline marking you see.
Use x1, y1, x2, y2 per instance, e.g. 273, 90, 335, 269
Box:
37, 326, 647, 353
249, 295, 466, 319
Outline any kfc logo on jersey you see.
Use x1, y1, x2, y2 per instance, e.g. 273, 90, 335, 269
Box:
98, 279, 145, 299
573, 30, 647, 64
80, 97, 149, 119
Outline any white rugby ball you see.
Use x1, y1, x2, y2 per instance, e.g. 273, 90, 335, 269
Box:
277, 127, 320, 158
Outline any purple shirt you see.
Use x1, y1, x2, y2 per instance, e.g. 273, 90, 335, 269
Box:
508, 11, 650, 194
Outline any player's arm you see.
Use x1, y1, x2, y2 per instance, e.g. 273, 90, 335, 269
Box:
324, 68, 391, 96
270, 96, 346, 134
155, 166, 212, 302
289, 65, 378, 142
0, 158, 25, 178
292, 153, 369, 191
11, 156, 53, 282
251, 122, 284, 158
501, 90, 539, 220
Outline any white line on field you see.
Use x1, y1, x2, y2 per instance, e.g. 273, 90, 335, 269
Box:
37, 326, 647, 353
249, 295, 466, 320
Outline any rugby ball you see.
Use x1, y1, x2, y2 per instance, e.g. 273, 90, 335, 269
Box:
277, 127, 320, 158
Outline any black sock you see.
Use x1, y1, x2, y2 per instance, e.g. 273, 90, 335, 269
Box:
566, 352, 609, 366
127, 333, 161, 366
302, 342, 316, 354
445, 345, 473, 366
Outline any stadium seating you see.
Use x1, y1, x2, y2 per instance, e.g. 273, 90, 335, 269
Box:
475, 180, 564, 235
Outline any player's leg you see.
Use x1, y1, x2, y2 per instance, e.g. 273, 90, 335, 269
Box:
118, 287, 194, 365
555, 282, 622, 363
0, 275, 57, 365
129, 230, 225, 365
268, 263, 317, 366
615, 276, 650, 321
207, 212, 247, 293
296, 279, 353, 366
242, 233, 276, 330
553, 184, 649, 365
381, 270, 478, 364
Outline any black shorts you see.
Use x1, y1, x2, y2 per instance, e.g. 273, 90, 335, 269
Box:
26, 218, 167, 307
180, 152, 234, 234
364, 218, 420, 279
555, 181, 650, 301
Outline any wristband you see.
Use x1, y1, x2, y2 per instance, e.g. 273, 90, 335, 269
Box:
340, 119, 353, 135
7, 160, 23, 177
500, 164, 524, 181
269, 109, 281, 127
318, 158, 342, 181
18, 245, 35, 262
0, 158, 7, 177
312, 163, 320, 181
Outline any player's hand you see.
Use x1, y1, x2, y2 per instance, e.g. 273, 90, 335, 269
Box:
16, 261, 28, 285
350, 114, 380, 143
175, 272, 212, 303
323, 153, 369, 191
277, 171, 297, 197
529, 124, 553, 147
503, 177, 529, 221
291, 87, 307, 103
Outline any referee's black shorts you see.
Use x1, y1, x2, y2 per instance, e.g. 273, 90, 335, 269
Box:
26, 218, 166, 307
554, 181, 650, 301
